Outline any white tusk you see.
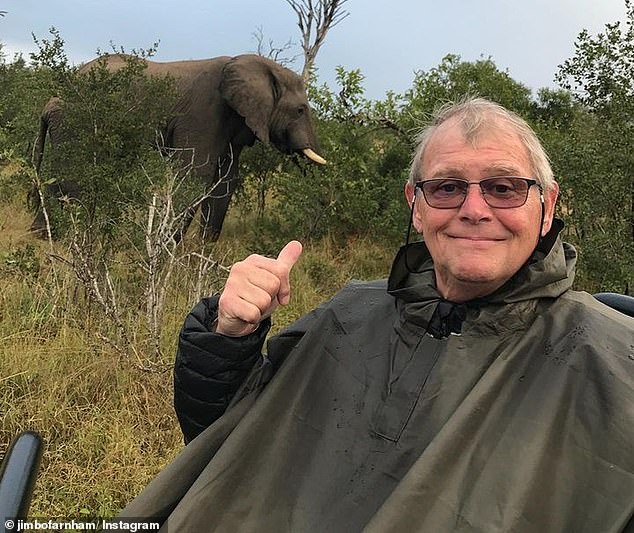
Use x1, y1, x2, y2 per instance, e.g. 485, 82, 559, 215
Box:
302, 148, 327, 165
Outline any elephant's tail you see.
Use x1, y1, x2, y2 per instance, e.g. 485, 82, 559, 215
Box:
27, 116, 49, 212
29, 97, 61, 212
32, 108, 49, 176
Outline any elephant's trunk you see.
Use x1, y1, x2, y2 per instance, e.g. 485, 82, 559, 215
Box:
302, 148, 327, 165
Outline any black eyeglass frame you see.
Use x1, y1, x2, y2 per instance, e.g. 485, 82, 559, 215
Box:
414, 176, 542, 210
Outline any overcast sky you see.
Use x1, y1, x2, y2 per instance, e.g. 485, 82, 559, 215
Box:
0, 0, 628, 100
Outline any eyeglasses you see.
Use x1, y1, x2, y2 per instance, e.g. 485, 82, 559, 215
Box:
415, 177, 542, 209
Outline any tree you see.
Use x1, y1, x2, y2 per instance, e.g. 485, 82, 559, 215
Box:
555, 0, 634, 291
234, 1, 349, 240
286, 0, 350, 82
400, 54, 534, 133
556, 1, 634, 116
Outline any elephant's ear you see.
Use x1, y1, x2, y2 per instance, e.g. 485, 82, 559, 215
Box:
220, 55, 276, 144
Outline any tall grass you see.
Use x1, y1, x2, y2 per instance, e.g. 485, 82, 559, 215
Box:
0, 191, 396, 517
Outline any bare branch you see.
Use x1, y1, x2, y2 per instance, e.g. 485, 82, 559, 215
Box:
138, 148, 234, 358
48, 212, 138, 360
337, 87, 411, 140
251, 26, 299, 67
29, 173, 55, 249
285, 0, 350, 81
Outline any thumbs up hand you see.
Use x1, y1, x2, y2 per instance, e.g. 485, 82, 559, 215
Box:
216, 241, 303, 337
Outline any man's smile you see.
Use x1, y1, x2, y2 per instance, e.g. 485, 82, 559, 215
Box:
447, 235, 506, 241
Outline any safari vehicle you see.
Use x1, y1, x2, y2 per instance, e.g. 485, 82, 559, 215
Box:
1, 292, 633, 532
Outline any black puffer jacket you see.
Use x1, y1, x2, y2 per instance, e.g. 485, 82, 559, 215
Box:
173, 297, 272, 442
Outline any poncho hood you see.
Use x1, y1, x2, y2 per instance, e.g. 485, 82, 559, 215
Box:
387, 218, 576, 336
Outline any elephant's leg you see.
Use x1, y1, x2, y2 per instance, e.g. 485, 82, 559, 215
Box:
29, 181, 81, 238
30, 208, 48, 236
172, 204, 198, 243
28, 182, 59, 237
199, 173, 241, 242
199, 149, 243, 241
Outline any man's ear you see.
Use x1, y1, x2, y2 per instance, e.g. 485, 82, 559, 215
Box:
541, 181, 560, 236
404, 181, 415, 207
404, 182, 424, 234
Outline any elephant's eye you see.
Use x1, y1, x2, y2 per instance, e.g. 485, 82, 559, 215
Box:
297, 106, 306, 117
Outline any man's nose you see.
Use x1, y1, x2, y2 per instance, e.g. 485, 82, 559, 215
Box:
458, 184, 492, 221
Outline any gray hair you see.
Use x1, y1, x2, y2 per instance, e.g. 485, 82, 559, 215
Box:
408, 97, 555, 190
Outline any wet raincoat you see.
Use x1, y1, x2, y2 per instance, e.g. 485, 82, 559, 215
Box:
120, 220, 634, 532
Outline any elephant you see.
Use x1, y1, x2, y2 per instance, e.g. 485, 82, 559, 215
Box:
31, 53, 326, 241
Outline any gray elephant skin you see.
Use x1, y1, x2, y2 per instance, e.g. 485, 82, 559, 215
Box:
31, 53, 326, 241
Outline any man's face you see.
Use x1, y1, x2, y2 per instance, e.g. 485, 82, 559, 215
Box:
405, 117, 558, 302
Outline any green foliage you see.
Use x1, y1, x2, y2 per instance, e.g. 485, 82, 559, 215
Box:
532, 87, 578, 127
556, 0, 634, 116
401, 54, 534, 131
31, 30, 180, 247
0, 243, 40, 278
542, 106, 633, 292
553, 1, 634, 292
237, 67, 410, 247
0, 46, 55, 167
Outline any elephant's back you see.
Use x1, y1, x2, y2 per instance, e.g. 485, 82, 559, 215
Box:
78, 54, 231, 82
78, 53, 132, 74
144, 57, 230, 82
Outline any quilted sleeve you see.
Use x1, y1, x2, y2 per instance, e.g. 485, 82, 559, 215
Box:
173, 296, 271, 443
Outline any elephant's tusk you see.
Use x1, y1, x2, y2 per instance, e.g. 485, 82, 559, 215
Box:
303, 148, 327, 165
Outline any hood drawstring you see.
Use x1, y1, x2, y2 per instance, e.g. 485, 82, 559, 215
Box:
426, 301, 467, 339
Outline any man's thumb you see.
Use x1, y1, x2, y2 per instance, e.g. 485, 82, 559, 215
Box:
276, 240, 303, 304
277, 240, 303, 269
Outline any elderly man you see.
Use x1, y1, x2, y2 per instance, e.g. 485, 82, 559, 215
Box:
121, 97, 634, 532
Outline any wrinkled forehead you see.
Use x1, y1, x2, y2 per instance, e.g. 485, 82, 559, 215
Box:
414, 116, 536, 182
437, 113, 524, 147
